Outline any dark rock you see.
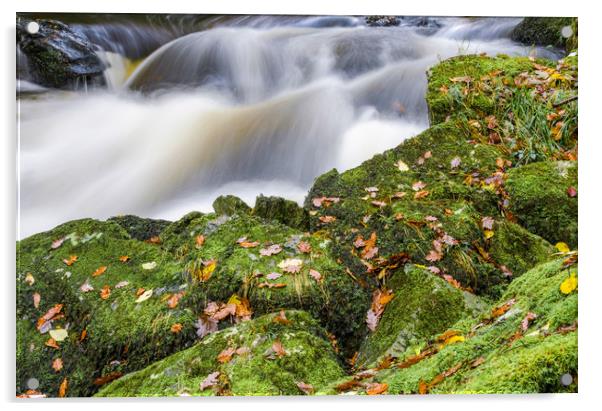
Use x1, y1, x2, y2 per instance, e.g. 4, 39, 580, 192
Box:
510, 17, 574, 50
212, 195, 251, 216
365, 15, 400, 27
17, 18, 106, 89
253, 195, 309, 231
107, 215, 171, 241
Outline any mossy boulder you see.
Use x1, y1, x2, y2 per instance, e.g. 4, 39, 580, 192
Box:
506, 161, 577, 248
253, 195, 309, 231
160, 212, 369, 356
357, 265, 487, 367
305, 120, 553, 296
17, 218, 197, 397
511, 17, 575, 50
95, 311, 345, 396
212, 195, 251, 216
320, 258, 577, 394
107, 215, 171, 241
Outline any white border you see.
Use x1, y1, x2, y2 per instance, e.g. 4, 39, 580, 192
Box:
3, 1, 600, 410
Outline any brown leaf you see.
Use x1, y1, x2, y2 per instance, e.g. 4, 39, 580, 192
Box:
239, 241, 260, 248
521, 312, 538, 331
147, 236, 161, 244
296, 381, 314, 395
335, 379, 363, 393
45, 338, 59, 349
93, 372, 122, 386
366, 382, 388, 395
37, 304, 63, 331
119, 255, 130, 263
319, 215, 336, 224
425, 249, 443, 262
52, 358, 63, 372
414, 190, 429, 199
51, 238, 65, 249
418, 380, 428, 394
470, 356, 486, 368
297, 241, 312, 253
567, 186, 577, 197
272, 339, 287, 358
273, 310, 292, 325
200, 371, 220, 391
100, 285, 111, 300
217, 347, 236, 364
491, 298, 516, 318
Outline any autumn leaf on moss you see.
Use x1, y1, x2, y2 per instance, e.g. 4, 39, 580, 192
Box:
32, 292, 40, 308
271, 340, 287, 358
170, 323, 183, 334
63, 255, 77, 266
217, 347, 236, 364
319, 215, 336, 224
366, 382, 388, 395
555, 242, 571, 253
278, 258, 303, 273
92, 266, 107, 277
260, 244, 282, 256
52, 358, 63, 372
297, 241, 311, 253
36, 304, 63, 331
273, 310, 291, 325
195, 235, 205, 248
100, 285, 111, 300
58, 378, 68, 397
119, 255, 130, 263
296, 381, 314, 395
45, 338, 59, 349
309, 269, 322, 282
200, 372, 220, 391
560, 271, 578, 294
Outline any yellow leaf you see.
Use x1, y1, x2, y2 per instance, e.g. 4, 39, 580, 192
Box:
559, 272, 577, 295
395, 160, 409, 172
49, 328, 68, 342
443, 335, 465, 346
555, 242, 570, 253
484, 230, 495, 239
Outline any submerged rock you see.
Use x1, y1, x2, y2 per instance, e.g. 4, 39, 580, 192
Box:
17, 18, 106, 89
95, 311, 345, 396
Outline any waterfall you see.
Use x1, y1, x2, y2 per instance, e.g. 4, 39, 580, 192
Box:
17, 16, 562, 238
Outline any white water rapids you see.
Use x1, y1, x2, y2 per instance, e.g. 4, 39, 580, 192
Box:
17, 16, 560, 238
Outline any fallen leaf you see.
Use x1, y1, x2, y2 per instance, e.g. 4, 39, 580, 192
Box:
395, 160, 409, 172
58, 378, 68, 397
481, 216, 495, 230
93, 372, 122, 386
366, 382, 388, 395
266, 272, 282, 280
555, 242, 570, 253
195, 235, 205, 248
36, 304, 63, 331
450, 156, 462, 169
418, 380, 428, 394
24, 273, 35, 285
412, 181, 426, 191
560, 272, 578, 294
521, 312, 538, 331
260, 244, 283, 256
135, 289, 153, 303
414, 190, 429, 199
167, 292, 184, 309
200, 371, 220, 391
80, 329, 87, 342
566, 186, 577, 197
371, 200, 387, 208
470, 356, 485, 368
115, 280, 129, 289
273, 310, 291, 325
296, 381, 314, 395
217, 347, 236, 363
79, 280, 94, 293
147, 236, 161, 244
171, 323, 183, 333
272, 340, 286, 358
491, 298, 516, 318
92, 266, 107, 277
63, 255, 77, 266
45, 338, 59, 349
239, 240, 260, 248
278, 258, 303, 273
484, 230, 495, 239
119, 255, 130, 263
297, 241, 312, 253
51, 238, 65, 249
141, 261, 157, 270
100, 285, 111, 300
195, 316, 218, 338
335, 379, 363, 393
52, 358, 63, 372
312, 197, 340, 208
425, 249, 443, 262
319, 215, 336, 224
309, 269, 322, 282
33, 292, 41, 308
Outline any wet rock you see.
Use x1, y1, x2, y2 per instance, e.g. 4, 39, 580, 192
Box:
253, 195, 309, 231
212, 195, 251, 216
365, 16, 399, 27
511, 17, 575, 50
17, 18, 106, 89
107, 215, 171, 241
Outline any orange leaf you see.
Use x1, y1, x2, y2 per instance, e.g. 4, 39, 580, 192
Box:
239, 241, 260, 248
58, 378, 68, 397
318, 215, 336, 224
418, 380, 428, 394
272, 340, 286, 358
93, 372, 122, 386
63, 255, 77, 266
36, 304, 63, 331
119, 255, 130, 263
414, 190, 430, 200
80, 329, 87, 342
167, 292, 184, 309
100, 285, 111, 300
195, 235, 205, 248
273, 310, 291, 325
217, 347, 236, 364
147, 236, 161, 244
366, 382, 388, 395
92, 266, 107, 277
171, 323, 183, 333
45, 338, 59, 349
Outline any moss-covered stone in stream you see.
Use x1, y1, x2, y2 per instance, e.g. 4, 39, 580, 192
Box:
212, 195, 252, 216
511, 17, 575, 50
253, 195, 309, 231
160, 212, 370, 356
305, 119, 553, 296
95, 311, 345, 396
16, 218, 197, 397
319, 258, 577, 394
357, 265, 487, 367
506, 161, 578, 248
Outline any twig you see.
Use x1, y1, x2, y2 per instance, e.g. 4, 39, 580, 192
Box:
553, 95, 578, 107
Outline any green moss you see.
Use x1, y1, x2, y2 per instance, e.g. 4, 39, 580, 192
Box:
357, 265, 485, 367
107, 215, 171, 241
511, 17, 575, 49
506, 161, 578, 247
253, 195, 309, 231
212, 195, 251, 216
95, 311, 345, 397
162, 212, 370, 356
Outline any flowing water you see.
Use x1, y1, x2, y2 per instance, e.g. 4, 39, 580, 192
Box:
17, 15, 561, 238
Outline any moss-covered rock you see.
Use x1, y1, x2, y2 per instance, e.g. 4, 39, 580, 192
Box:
95, 311, 345, 396
357, 265, 487, 367
17, 218, 197, 397
320, 258, 577, 395
511, 17, 575, 50
107, 215, 171, 241
506, 161, 578, 247
253, 195, 309, 231
160, 212, 370, 356
212, 195, 252, 216
305, 119, 553, 296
